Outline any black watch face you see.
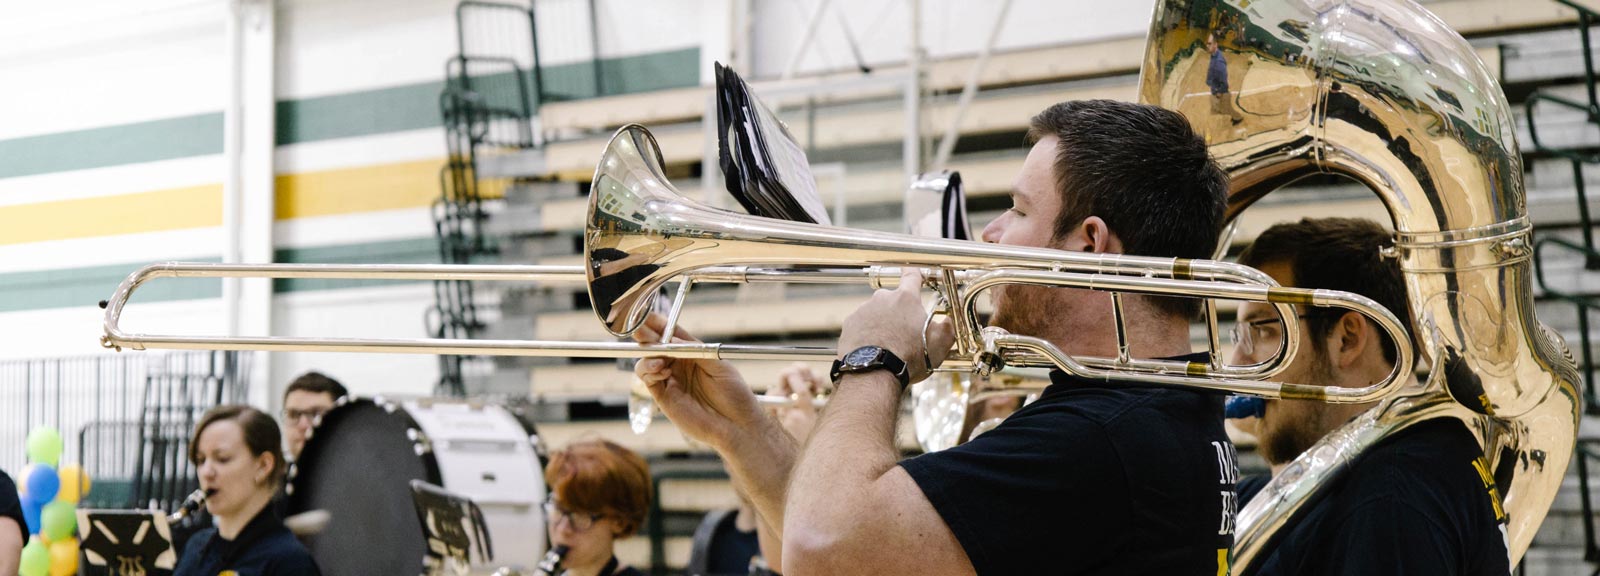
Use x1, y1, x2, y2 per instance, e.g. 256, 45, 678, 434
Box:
845, 346, 882, 365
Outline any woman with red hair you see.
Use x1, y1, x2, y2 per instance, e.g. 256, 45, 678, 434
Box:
543, 439, 651, 576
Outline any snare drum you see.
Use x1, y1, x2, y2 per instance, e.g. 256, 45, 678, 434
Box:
286, 397, 548, 575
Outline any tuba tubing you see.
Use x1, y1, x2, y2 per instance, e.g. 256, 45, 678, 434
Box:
1139, 0, 1583, 567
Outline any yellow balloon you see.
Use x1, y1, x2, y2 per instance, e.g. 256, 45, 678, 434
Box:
55, 466, 89, 505
17, 463, 34, 498
47, 538, 77, 576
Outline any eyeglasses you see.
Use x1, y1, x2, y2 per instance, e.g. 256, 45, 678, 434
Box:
281, 407, 328, 424
1229, 314, 1311, 358
543, 500, 606, 532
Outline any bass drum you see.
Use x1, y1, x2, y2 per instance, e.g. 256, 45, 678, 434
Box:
286, 397, 547, 575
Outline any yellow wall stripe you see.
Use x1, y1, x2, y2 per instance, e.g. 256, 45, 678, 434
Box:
274, 158, 441, 220
0, 157, 528, 246
0, 184, 222, 246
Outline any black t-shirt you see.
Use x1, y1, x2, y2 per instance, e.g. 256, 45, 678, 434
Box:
900, 354, 1238, 575
705, 512, 761, 575
1244, 418, 1510, 576
1237, 474, 1269, 506
0, 471, 25, 539
175, 504, 321, 576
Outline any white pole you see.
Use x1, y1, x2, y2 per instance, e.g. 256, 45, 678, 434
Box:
223, 1, 245, 340
782, 0, 834, 80
903, 0, 922, 187
931, 0, 1012, 173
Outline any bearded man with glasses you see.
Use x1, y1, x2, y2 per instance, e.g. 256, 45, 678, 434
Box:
1228, 217, 1510, 576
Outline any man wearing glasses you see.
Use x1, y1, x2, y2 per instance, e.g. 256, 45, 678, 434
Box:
1228, 217, 1510, 575
281, 372, 348, 461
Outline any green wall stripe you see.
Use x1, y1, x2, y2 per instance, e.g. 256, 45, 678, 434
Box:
0, 47, 700, 178
276, 80, 448, 145
0, 237, 480, 313
540, 47, 702, 102
278, 47, 700, 144
0, 114, 223, 180
273, 237, 450, 292
0, 258, 223, 313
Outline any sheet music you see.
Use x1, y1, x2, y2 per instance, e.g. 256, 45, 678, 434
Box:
746, 98, 831, 225
714, 62, 831, 226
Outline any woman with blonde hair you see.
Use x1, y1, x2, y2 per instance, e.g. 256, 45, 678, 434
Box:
542, 439, 651, 576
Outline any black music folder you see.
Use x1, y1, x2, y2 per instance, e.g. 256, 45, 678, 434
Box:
714, 62, 831, 225
410, 480, 495, 576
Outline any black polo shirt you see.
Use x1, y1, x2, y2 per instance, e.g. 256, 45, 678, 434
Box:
0, 471, 25, 539
174, 503, 320, 576
1243, 418, 1510, 576
899, 354, 1238, 575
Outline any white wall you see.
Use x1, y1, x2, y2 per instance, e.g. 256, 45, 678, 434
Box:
0, 0, 226, 139
270, 284, 441, 402
748, 0, 1157, 78
277, 0, 468, 100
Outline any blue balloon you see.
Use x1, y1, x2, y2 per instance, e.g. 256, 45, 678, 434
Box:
19, 495, 41, 535
24, 465, 58, 503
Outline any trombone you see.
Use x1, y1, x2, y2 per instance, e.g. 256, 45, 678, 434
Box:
101, 124, 1415, 408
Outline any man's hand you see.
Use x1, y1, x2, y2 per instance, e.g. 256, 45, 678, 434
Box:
769, 363, 826, 444
633, 313, 763, 450
837, 269, 956, 382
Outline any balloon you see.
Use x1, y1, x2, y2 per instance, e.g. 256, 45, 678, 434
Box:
56, 466, 89, 504
47, 538, 78, 576
17, 463, 34, 498
19, 538, 48, 576
20, 495, 42, 536
26, 428, 63, 467
25, 465, 58, 504
40, 501, 76, 542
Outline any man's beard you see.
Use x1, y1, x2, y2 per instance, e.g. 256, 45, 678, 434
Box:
1259, 350, 1341, 465
987, 284, 1062, 338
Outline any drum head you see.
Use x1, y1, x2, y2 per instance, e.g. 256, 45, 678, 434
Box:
287, 399, 440, 576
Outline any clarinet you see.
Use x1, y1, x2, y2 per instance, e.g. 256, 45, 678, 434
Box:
167, 489, 209, 523
534, 544, 569, 576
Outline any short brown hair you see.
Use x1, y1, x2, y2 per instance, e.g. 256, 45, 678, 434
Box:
1027, 99, 1229, 318
545, 439, 651, 537
1238, 217, 1410, 365
285, 371, 348, 401
189, 405, 286, 487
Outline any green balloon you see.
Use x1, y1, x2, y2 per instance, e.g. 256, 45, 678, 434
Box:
40, 500, 76, 542
26, 428, 62, 467
19, 538, 48, 576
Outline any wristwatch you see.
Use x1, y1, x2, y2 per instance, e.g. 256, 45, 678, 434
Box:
830, 345, 911, 389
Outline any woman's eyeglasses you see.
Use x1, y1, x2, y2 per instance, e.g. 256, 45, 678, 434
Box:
543, 500, 606, 532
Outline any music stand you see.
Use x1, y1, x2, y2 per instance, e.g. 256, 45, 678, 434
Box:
410, 480, 495, 576
76, 509, 180, 576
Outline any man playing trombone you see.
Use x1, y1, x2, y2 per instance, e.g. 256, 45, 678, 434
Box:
636, 99, 1239, 575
